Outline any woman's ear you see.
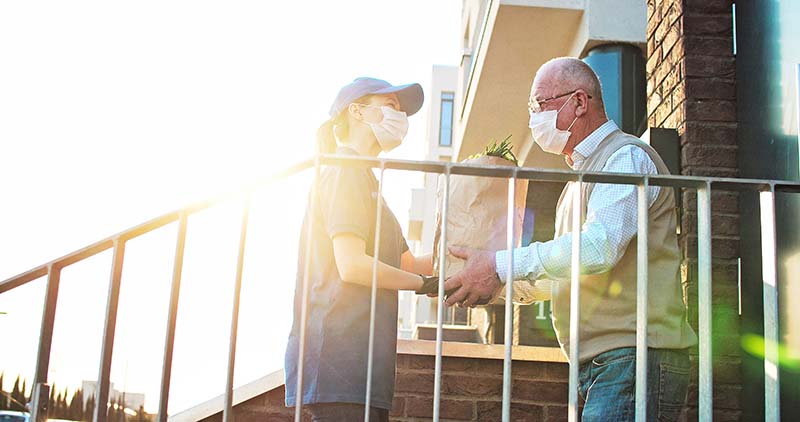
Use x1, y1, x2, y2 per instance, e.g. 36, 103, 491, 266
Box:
348, 103, 363, 120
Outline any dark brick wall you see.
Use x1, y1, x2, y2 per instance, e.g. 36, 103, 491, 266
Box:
199, 386, 310, 422
392, 354, 568, 421
646, 0, 742, 420
199, 353, 569, 422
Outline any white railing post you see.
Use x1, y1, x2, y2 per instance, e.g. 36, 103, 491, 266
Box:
697, 182, 713, 421
568, 178, 582, 422
433, 167, 451, 421
502, 175, 517, 421
760, 187, 780, 421
635, 178, 649, 422
223, 196, 251, 422
364, 164, 386, 421
294, 158, 321, 422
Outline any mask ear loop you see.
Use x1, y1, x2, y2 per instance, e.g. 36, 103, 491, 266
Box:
566, 115, 579, 132
558, 92, 579, 132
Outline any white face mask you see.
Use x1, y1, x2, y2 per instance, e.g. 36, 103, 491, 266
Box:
360, 105, 409, 152
529, 93, 578, 155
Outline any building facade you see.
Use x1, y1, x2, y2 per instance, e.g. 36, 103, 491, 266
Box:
402, 0, 799, 419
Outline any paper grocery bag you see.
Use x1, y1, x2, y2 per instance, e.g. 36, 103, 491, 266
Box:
432, 155, 528, 300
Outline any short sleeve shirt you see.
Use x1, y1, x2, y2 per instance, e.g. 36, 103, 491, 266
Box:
284, 147, 409, 410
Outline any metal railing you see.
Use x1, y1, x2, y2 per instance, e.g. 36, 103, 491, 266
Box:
1, 154, 798, 422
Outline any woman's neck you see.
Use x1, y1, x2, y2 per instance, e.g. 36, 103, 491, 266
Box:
342, 133, 380, 157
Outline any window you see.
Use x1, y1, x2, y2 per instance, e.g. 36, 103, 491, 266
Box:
439, 92, 455, 146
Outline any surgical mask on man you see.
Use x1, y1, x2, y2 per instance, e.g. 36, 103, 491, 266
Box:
358, 105, 409, 152
529, 93, 578, 155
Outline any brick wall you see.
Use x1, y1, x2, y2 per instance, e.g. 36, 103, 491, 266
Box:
199, 353, 570, 422
646, 0, 742, 420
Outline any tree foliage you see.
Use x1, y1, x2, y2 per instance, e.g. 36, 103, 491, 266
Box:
0, 375, 153, 422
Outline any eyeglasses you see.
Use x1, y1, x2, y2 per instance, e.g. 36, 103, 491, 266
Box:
528, 90, 592, 114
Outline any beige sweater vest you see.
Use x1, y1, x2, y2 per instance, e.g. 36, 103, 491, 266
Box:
550, 130, 697, 363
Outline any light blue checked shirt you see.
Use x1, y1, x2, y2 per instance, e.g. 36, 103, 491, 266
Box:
495, 121, 661, 296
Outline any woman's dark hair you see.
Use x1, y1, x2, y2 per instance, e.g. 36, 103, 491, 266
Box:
316, 95, 372, 154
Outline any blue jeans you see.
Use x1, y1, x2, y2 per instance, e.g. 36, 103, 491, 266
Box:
579, 347, 690, 422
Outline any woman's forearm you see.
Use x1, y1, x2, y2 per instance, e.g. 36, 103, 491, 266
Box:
341, 254, 423, 291
332, 234, 424, 291
400, 252, 433, 276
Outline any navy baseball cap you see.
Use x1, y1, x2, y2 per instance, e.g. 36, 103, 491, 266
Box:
328, 77, 424, 118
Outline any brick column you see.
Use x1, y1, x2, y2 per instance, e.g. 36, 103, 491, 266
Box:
646, 0, 742, 420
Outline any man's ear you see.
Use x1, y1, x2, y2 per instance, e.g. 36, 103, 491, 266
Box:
574, 90, 590, 117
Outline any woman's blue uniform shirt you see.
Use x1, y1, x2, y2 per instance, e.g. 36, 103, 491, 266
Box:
285, 146, 409, 410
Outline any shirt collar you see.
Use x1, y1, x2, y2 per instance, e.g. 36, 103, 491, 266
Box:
569, 120, 619, 169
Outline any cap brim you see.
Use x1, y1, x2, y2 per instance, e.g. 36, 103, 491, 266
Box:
372, 83, 424, 116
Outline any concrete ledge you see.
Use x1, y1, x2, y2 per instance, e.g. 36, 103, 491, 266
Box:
398, 339, 567, 363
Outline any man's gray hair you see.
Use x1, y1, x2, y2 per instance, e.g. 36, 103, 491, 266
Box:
540, 57, 604, 101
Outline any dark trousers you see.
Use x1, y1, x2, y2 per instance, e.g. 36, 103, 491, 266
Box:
307, 403, 389, 422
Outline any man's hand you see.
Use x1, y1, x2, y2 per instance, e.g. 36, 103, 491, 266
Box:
443, 246, 502, 307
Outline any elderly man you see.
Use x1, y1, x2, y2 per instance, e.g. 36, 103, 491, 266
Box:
443, 57, 697, 421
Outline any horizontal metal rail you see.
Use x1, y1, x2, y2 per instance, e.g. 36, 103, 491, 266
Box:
3, 156, 799, 295
317, 155, 800, 192
0, 160, 313, 293
2, 153, 797, 422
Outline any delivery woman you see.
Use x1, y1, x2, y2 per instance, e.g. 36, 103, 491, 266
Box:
284, 77, 437, 421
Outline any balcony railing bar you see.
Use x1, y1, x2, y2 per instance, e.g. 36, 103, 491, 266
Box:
318, 155, 800, 192
93, 239, 126, 422
157, 211, 188, 422
502, 177, 517, 421
760, 187, 780, 421
0, 161, 314, 295
223, 196, 251, 422
364, 165, 386, 420
567, 178, 582, 422
293, 158, 320, 422
30, 265, 61, 422
4, 158, 800, 297
433, 169, 451, 421
697, 182, 713, 422
635, 179, 650, 421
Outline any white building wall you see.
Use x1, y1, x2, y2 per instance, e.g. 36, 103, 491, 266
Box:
401, 65, 459, 329
420, 66, 458, 256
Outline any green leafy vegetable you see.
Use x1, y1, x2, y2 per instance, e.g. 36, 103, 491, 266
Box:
469, 134, 518, 165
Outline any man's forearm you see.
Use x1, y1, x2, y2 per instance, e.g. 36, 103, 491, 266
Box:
495, 223, 620, 282
495, 243, 544, 282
